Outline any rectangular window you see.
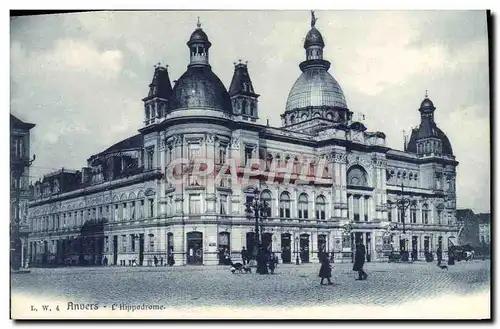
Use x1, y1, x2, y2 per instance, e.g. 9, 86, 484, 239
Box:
149, 235, 155, 251
149, 199, 154, 217
140, 200, 145, 218
130, 201, 136, 220
123, 203, 127, 220
437, 210, 442, 225
244, 147, 253, 166
130, 234, 136, 252
218, 145, 227, 164
189, 194, 201, 214
220, 195, 227, 215
105, 236, 109, 253
188, 144, 200, 161
121, 235, 127, 252
411, 208, 417, 223
353, 196, 360, 222
146, 147, 154, 170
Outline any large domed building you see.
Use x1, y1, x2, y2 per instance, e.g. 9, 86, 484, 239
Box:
27, 12, 458, 268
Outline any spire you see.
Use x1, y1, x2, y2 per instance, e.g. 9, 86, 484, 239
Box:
311, 10, 317, 28
197, 16, 201, 28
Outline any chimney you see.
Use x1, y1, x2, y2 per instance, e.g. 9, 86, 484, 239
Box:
81, 167, 91, 184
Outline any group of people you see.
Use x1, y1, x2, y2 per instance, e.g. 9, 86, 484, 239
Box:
319, 240, 368, 285
241, 246, 279, 274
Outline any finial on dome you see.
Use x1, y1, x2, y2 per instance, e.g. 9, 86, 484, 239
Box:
425, 89, 428, 98
197, 16, 201, 28
311, 10, 317, 28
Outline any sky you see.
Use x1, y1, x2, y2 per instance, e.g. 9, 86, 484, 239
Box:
10, 10, 490, 213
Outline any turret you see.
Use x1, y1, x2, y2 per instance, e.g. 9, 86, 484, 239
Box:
229, 60, 260, 121
142, 64, 172, 126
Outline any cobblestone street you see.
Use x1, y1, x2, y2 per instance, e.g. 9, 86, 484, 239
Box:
11, 260, 490, 309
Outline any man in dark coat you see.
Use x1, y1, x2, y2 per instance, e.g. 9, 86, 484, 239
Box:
353, 240, 368, 280
437, 246, 443, 266
319, 255, 333, 285
256, 247, 268, 274
241, 247, 248, 265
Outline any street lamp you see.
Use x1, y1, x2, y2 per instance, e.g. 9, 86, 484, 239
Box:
342, 221, 354, 262
11, 153, 36, 271
295, 236, 300, 265
245, 188, 270, 269
395, 183, 411, 261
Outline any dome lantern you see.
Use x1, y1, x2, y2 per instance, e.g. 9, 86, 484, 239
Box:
187, 17, 212, 67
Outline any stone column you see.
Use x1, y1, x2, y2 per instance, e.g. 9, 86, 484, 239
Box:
204, 133, 217, 214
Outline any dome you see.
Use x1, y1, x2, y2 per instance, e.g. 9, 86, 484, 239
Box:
189, 27, 210, 43
304, 27, 325, 49
285, 67, 348, 111
170, 66, 232, 113
420, 97, 435, 108
406, 125, 453, 156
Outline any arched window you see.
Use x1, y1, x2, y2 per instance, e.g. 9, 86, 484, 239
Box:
242, 99, 247, 115
410, 204, 417, 223
387, 200, 393, 221
250, 102, 255, 117
315, 195, 326, 220
422, 204, 429, 224
260, 190, 272, 217
279, 192, 291, 218
290, 115, 295, 125
298, 193, 308, 219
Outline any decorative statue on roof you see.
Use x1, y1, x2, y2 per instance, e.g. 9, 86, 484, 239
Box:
311, 10, 317, 28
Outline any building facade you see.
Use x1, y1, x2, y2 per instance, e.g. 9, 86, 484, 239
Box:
27, 15, 459, 266
11, 114, 36, 269
477, 213, 491, 245
456, 208, 480, 247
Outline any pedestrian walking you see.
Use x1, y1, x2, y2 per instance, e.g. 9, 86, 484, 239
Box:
241, 247, 248, 265
268, 253, 277, 274
353, 240, 368, 280
319, 255, 333, 285
154, 255, 158, 267
437, 246, 443, 266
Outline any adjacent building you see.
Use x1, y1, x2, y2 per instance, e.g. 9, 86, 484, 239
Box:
477, 213, 491, 245
11, 114, 36, 269
27, 14, 459, 266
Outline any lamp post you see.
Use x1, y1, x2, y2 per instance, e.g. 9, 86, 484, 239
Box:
245, 188, 270, 269
295, 236, 300, 265
396, 183, 411, 261
11, 153, 36, 272
342, 221, 354, 262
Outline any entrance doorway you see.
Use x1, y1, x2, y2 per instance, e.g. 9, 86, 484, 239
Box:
300, 234, 310, 263
262, 233, 273, 252
139, 234, 145, 266
317, 234, 327, 262
412, 236, 418, 261
113, 235, 118, 265
366, 232, 372, 262
167, 232, 174, 266
281, 233, 291, 263
187, 231, 203, 265
218, 232, 230, 265
424, 236, 430, 252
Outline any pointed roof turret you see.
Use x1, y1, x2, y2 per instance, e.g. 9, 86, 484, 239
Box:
142, 63, 173, 101
229, 60, 259, 98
